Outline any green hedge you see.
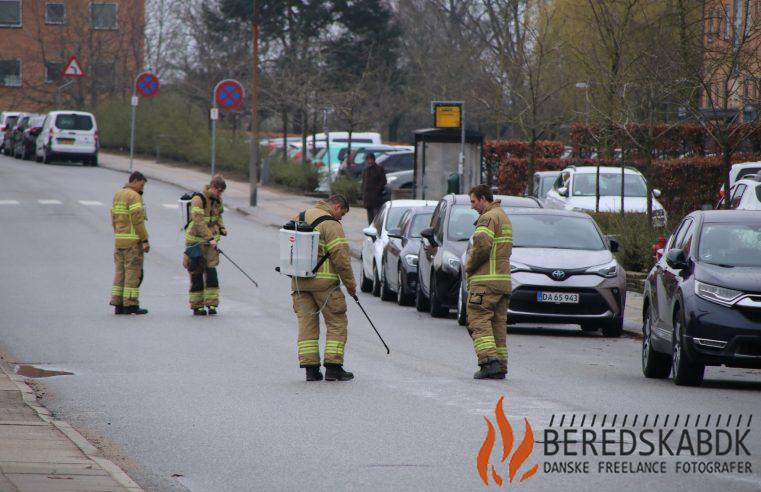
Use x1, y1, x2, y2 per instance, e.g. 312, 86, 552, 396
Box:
330, 176, 361, 204
268, 157, 320, 192
90, 92, 250, 177
590, 212, 664, 272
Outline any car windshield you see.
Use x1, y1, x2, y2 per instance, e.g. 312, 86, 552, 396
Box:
386, 206, 410, 230
572, 173, 648, 197
511, 214, 606, 250
409, 213, 432, 238
699, 222, 761, 267
540, 177, 556, 197
55, 114, 93, 131
448, 206, 479, 240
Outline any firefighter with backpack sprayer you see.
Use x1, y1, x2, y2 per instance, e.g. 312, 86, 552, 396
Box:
183, 174, 227, 315
290, 194, 357, 382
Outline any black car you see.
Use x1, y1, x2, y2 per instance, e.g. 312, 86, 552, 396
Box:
380, 206, 435, 305
416, 194, 542, 317
642, 210, 761, 386
13, 115, 43, 160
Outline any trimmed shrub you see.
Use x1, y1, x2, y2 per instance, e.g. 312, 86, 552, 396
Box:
590, 213, 662, 272
269, 158, 320, 192
330, 176, 361, 204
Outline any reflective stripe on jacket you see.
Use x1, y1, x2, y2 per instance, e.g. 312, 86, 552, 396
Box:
290, 202, 356, 292
185, 185, 225, 246
465, 200, 512, 294
112, 185, 148, 248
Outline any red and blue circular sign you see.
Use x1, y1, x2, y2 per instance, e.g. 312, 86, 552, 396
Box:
215, 80, 244, 110
136, 72, 160, 98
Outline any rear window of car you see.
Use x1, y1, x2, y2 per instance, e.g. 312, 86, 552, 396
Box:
383, 154, 413, 172
4, 115, 18, 127
55, 114, 94, 131
737, 167, 761, 180
756, 184, 761, 203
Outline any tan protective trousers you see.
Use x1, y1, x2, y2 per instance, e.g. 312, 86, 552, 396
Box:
111, 244, 144, 307
292, 287, 347, 367
467, 285, 509, 370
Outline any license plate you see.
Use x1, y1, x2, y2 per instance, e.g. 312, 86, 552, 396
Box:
537, 291, 579, 304
58, 138, 75, 145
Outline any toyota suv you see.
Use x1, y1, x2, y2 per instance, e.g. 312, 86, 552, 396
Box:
544, 166, 667, 226
36, 111, 99, 166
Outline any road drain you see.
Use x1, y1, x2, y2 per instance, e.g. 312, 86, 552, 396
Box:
15, 365, 74, 378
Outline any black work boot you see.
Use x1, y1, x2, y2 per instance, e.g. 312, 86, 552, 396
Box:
324, 364, 354, 381
305, 366, 323, 382
207, 306, 217, 315
114, 305, 126, 315
473, 360, 503, 380
126, 305, 148, 315
193, 308, 207, 316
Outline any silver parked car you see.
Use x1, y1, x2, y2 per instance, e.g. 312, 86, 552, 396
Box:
458, 209, 627, 336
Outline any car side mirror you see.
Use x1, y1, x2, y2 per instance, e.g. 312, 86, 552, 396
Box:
608, 238, 619, 253
363, 226, 378, 241
387, 228, 402, 239
652, 189, 662, 199
558, 186, 569, 197
420, 227, 438, 247
665, 248, 688, 269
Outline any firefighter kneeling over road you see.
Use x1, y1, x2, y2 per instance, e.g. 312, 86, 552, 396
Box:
110, 171, 150, 315
466, 185, 512, 380
183, 174, 227, 316
291, 195, 357, 382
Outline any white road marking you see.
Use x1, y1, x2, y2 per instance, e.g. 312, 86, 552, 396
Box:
78, 200, 103, 206
0, 200, 20, 205
38, 199, 62, 205
162, 203, 179, 209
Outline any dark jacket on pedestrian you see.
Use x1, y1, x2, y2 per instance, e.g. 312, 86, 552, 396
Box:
361, 163, 387, 209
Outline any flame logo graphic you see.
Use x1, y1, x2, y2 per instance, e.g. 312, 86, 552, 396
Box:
477, 396, 539, 486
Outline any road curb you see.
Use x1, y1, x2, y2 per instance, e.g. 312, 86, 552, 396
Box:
0, 361, 144, 492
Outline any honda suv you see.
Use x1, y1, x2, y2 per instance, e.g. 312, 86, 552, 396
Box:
642, 211, 761, 386
544, 166, 667, 226
36, 111, 99, 166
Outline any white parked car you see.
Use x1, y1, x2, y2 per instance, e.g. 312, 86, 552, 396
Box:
544, 166, 667, 226
718, 161, 761, 201
360, 199, 438, 296
724, 173, 761, 210
36, 111, 99, 166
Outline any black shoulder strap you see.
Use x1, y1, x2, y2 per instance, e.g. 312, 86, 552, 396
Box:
310, 215, 338, 228
193, 192, 207, 210
298, 210, 306, 222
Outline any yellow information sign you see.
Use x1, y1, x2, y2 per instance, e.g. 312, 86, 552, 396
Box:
434, 105, 462, 128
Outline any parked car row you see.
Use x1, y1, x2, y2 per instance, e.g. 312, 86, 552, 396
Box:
0, 110, 99, 166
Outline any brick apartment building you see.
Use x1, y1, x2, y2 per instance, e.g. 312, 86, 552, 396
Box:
0, 0, 144, 112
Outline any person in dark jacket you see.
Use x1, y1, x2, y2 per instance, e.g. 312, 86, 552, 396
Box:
361, 153, 387, 224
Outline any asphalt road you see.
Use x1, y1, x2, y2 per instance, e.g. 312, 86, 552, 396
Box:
0, 155, 759, 492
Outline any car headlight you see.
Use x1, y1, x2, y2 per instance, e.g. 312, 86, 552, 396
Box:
510, 261, 531, 273
694, 280, 743, 306
586, 260, 618, 278
404, 254, 418, 267
443, 251, 460, 271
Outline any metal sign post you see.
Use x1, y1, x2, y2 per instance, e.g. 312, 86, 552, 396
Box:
211, 79, 245, 177
129, 71, 160, 172
431, 101, 465, 193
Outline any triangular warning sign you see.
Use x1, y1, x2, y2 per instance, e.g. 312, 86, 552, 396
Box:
62, 56, 85, 78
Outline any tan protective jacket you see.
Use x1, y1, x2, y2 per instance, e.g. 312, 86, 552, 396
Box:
290, 202, 357, 292
465, 200, 512, 294
185, 185, 226, 246
111, 185, 148, 248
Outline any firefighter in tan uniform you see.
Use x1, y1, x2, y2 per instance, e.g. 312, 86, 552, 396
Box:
183, 174, 227, 315
291, 195, 357, 382
110, 172, 150, 315
465, 185, 512, 379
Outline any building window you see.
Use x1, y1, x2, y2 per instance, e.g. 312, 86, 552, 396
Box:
0, 59, 21, 86
91, 3, 117, 30
93, 62, 116, 90
46, 3, 65, 24
45, 61, 63, 83
0, 0, 21, 27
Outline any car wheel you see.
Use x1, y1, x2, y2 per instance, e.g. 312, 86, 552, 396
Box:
372, 264, 381, 297
359, 254, 373, 293
90, 155, 99, 166
43, 148, 53, 164
396, 267, 413, 306
642, 304, 671, 379
671, 308, 705, 386
380, 262, 395, 301
415, 273, 429, 312
457, 284, 467, 326
601, 316, 623, 337
429, 273, 448, 318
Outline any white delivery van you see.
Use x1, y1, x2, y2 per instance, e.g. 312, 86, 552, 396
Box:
36, 111, 99, 166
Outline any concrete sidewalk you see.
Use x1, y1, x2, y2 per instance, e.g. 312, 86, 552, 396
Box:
99, 152, 369, 257
0, 360, 142, 491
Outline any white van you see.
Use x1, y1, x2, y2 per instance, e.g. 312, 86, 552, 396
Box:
36, 111, 99, 166
306, 132, 382, 145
